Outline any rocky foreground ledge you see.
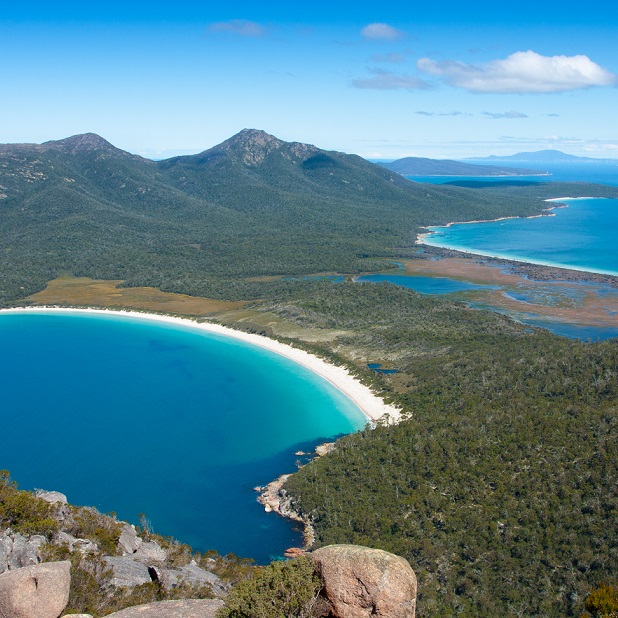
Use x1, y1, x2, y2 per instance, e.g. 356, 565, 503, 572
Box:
0, 545, 417, 618
0, 479, 418, 617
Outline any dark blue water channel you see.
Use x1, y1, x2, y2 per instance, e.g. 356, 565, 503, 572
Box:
353, 272, 617, 341
356, 273, 499, 295
0, 311, 366, 563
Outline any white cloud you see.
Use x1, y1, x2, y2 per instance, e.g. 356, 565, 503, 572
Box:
352, 69, 431, 90
361, 23, 404, 41
208, 20, 266, 37
482, 111, 528, 119
416, 110, 471, 117
371, 53, 405, 64
417, 51, 617, 93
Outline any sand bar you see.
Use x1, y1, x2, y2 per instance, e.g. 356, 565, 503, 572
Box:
0, 306, 401, 424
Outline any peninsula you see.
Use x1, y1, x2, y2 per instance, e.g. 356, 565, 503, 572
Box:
379, 155, 547, 176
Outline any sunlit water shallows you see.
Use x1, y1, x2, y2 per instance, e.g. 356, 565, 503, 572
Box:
0, 312, 365, 563
421, 198, 618, 277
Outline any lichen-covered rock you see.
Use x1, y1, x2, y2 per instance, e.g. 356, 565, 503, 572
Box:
9, 534, 37, 570
0, 560, 71, 618
35, 490, 68, 504
312, 544, 417, 618
158, 560, 226, 595
103, 599, 224, 617
118, 523, 142, 555
0, 531, 46, 572
133, 540, 167, 564
57, 531, 98, 554
0, 534, 11, 574
103, 556, 152, 587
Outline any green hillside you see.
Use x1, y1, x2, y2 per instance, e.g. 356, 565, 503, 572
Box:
0, 129, 566, 305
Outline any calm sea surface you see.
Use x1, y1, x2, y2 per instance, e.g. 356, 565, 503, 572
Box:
406, 161, 618, 186
414, 161, 618, 276
421, 198, 618, 276
0, 312, 365, 563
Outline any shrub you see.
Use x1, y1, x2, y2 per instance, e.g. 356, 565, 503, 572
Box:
217, 556, 323, 618
583, 583, 618, 618
0, 470, 58, 537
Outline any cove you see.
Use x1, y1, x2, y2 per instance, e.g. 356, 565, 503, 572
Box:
419, 198, 618, 277
0, 311, 366, 563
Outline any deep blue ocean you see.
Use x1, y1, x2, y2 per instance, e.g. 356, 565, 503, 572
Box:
0, 312, 365, 563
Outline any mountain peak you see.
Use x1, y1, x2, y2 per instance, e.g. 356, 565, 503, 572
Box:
43, 133, 118, 153
219, 129, 285, 166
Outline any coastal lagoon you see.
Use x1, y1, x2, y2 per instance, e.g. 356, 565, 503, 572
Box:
0, 311, 366, 563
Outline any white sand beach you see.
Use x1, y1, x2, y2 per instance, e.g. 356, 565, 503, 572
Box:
0, 306, 401, 424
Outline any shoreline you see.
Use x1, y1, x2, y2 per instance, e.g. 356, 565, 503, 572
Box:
406, 172, 551, 178
416, 199, 569, 239
416, 197, 618, 278
0, 306, 401, 425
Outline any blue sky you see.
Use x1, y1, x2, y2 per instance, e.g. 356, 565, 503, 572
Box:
2, 0, 617, 159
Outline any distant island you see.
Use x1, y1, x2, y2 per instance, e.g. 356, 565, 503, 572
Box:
378, 156, 548, 176
465, 149, 618, 164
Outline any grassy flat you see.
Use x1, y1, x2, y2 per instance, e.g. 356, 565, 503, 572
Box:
28, 276, 246, 316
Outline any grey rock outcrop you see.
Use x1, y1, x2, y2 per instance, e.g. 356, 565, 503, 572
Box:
159, 560, 226, 595
133, 540, 167, 564
312, 544, 417, 618
0, 530, 46, 573
0, 544, 8, 575
103, 599, 225, 617
0, 560, 71, 618
118, 524, 142, 555
35, 490, 68, 504
57, 531, 98, 554
104, 556, 152, 587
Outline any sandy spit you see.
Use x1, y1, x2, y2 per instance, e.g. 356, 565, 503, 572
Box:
0, 306, 401, 424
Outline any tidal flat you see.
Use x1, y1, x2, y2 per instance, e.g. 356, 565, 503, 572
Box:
395, 255, 618, 338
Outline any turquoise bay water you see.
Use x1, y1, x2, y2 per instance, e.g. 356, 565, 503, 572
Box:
0, 312, 365, 563
421, 198, 618, 276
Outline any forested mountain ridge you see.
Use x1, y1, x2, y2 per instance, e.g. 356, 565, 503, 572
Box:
0, 128, 576, 305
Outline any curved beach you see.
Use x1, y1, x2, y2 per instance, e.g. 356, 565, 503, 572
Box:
0, 306, 401, 424
416, 197, 618, 278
